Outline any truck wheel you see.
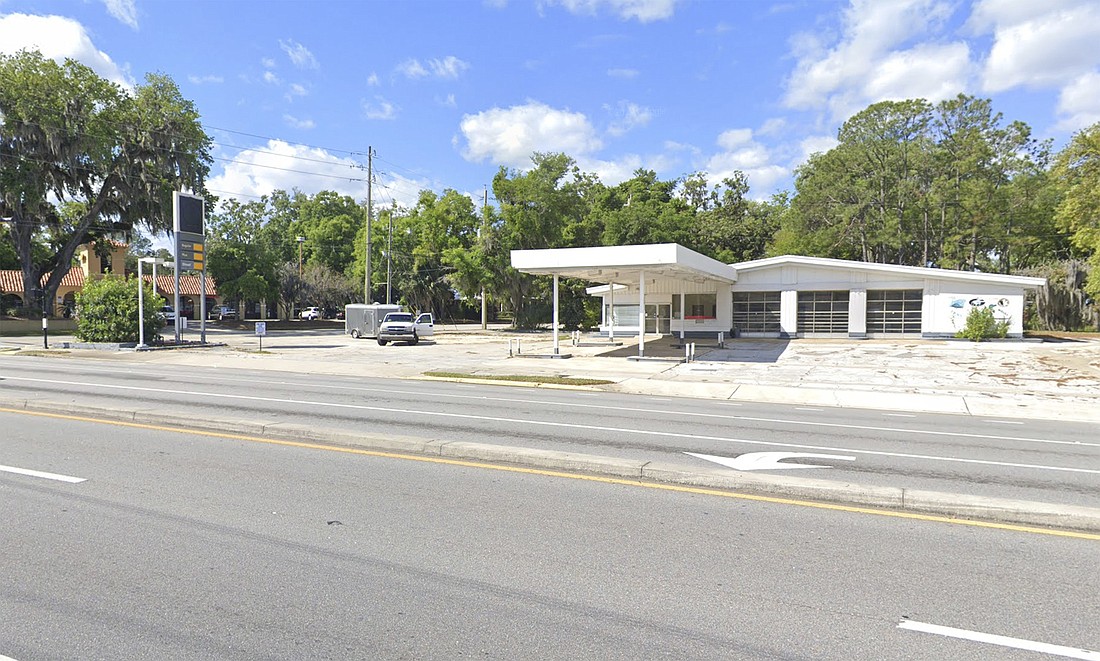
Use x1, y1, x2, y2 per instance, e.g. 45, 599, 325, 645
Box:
351, 329, 360, 339
377, 338, 387, 346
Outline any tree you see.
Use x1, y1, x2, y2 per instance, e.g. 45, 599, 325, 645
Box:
1052, 122, 1100, 299
0, 50, 212, 315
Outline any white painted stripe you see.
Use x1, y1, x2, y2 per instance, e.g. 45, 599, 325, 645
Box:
795, 407, 822, 412
990, 420, 1024, 425
6, 377, 1098, 477
884, 413, 916, 417
0, 653, 20, 660
898, 620, 1100, 660
0, 464, 86, 483
6, 367, 1091, 450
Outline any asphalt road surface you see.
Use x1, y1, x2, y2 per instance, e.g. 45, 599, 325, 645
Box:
1, 355, 1098, 509
3, 411, 1098, 660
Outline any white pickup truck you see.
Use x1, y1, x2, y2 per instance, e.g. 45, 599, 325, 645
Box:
376, 311, 434, 345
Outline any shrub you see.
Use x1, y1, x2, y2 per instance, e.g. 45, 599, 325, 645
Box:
956, 306, 1009, 342
75, 276, 165, 343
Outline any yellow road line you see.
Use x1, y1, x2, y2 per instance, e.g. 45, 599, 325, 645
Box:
4, 406, 1099, 541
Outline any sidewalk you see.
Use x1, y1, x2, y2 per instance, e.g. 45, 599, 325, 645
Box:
5, 324, 1099, 422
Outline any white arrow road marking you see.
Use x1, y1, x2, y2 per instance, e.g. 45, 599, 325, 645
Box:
685, 451, 856, 471
0, 464, 86, 483
898, 620, 1100, 660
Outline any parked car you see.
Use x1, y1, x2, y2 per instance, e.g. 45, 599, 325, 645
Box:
300, 306, 321, 320
209, 305, 237, 321
376, 311, 434, 345
159, 305, 177, 323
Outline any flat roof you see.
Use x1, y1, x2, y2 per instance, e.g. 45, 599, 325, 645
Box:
511, 243, 738, 285
731, 255, 1047, 289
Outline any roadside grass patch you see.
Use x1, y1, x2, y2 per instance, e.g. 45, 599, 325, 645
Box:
13, 349, 70, 357
424, 371, 613, 386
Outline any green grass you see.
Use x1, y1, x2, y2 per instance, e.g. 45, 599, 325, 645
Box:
423, 371, 613, 386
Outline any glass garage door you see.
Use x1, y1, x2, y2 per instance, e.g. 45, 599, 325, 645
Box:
733, 292, 781, 333
867, 289, 922, 334
797, 291, 849, 334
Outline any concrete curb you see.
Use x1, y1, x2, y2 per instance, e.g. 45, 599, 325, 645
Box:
5, 396, 1099, 534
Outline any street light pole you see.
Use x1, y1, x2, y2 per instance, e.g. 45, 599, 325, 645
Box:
297, 236, 306, 278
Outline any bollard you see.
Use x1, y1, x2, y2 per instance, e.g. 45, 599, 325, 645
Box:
42, 314, 49, 349
508, 338, 513, 357
690, 342, 696, 362
718, 330, 724, 347
517, 338, 522, 355
685, 343, 690, 362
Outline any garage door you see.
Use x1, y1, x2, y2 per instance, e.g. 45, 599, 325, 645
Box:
867, 289, 922, 334
733, 291, 781, 333
797, 291, 849, 334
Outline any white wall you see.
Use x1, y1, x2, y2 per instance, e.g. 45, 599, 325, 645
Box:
923, 280, 1027, 336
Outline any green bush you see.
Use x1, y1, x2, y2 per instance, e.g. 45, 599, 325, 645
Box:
956, 306, 1009, 342
75, 276, 165, 343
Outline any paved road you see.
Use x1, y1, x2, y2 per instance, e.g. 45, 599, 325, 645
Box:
3, 411, 1098, 660
2, 355, 1098, 510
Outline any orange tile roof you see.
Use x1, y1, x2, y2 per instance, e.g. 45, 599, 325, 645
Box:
143, 274, 218, 296
0, 268, 86, 293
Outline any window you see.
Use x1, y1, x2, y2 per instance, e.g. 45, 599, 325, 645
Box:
733, 292, 781, 333
684, 293, 717, 319
867, 289, 922, 334
797, 291, 849, 333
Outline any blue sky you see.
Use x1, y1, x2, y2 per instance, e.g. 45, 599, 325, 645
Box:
3, 0, 1100, 220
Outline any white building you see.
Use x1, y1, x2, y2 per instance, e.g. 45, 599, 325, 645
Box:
511, 244, 1045, 349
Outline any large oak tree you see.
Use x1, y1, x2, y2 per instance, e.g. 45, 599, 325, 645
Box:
0, 50, 211, 314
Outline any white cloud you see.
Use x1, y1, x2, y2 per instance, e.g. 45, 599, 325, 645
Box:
279, 39, 319, 70
0, 13, 131, 87
261, 57, 276, 68
757, 118, 788, 136
363, 96, 398, 120
102, 0, 138, 29
367, 72, 380, 86
439, 93, 457, 108
606, 101, 652, 136
283, 114, 315, 130
188, 74, 224, 85
206, 140, 370, 203
862, 42, 972, 103
703, 131, 789, 196
783, 0, 966, 121
542, 0, 680, 22
607, 67, 639, 79
971, 0, 1100, 92
398, 56, 470, 80
796, 135, 840, 163
717, 128, 753, 150
429, 55, 469, 79
459, 101, 603, 168
288, 83, 308, 97
577, 152, 677, 185
397, 58, 429, 78
263, 70, 280, 85
1056, 70, 1100, 131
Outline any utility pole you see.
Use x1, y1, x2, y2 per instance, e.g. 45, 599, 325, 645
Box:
386, 209, 393, 305
481, 186, 488, 330
364, 146, 373, 303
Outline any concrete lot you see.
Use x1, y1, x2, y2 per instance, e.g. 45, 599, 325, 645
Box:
5, 321, 1099, 422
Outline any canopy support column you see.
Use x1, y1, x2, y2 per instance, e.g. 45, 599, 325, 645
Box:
552, 274, 560, 355
638, 270, 645, 357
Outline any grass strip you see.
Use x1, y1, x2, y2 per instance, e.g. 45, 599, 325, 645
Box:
423, 371, 613, 386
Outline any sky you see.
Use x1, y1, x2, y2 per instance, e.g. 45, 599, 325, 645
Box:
2, 0, 1100, 223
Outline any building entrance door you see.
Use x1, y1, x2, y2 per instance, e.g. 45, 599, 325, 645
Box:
645, 304, 671, 334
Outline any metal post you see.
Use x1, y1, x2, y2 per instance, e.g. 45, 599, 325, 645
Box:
638, 270, 646, 357
42, 313, 48, 349
552, 274, 559, 355
138, 259, 145, 348
608, 281, 615, 342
